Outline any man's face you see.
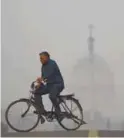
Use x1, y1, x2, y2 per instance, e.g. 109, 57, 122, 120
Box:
40, 54, 48, 64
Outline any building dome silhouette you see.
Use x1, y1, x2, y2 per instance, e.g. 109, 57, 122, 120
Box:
69, 25, 115, 117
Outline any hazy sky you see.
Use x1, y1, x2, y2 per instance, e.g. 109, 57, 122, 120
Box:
1, 0, 124, 121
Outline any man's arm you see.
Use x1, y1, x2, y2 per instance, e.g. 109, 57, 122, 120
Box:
42, 61, 58, 82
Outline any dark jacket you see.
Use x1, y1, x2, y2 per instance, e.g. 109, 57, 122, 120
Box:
41, 59, 64, 86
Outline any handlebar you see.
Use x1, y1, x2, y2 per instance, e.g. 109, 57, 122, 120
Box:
31, 79, 47, 89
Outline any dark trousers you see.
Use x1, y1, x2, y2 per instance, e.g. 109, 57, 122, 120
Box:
34, 83, 64, 115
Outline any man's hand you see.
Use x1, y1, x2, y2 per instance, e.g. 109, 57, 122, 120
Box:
36, 77, 42, 83
35, 82, 41, 89
35, 77, 42, 89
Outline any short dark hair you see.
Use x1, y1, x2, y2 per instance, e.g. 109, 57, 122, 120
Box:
39, 51, 50, 58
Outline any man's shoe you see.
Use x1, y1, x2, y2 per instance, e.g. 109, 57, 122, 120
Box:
33, 110, 45, 124
40, 116, 45, 124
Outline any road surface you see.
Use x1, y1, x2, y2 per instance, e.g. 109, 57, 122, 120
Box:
2, 130, 124, 137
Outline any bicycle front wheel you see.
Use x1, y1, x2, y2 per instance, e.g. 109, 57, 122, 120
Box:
5, 99, 40, 132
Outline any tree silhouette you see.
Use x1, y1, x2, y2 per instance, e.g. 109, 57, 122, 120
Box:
121, 121, 124, 130
1, 121, 9, 136
106, 118, 111, 130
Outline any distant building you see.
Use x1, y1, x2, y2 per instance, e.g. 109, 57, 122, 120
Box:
68, 25, 115, 118
84, 110, 106, 130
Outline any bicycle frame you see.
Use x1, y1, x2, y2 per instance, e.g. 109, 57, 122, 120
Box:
25, 81, 82, 123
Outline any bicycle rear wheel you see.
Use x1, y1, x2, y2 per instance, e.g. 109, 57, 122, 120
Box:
57, 97, 83, 131
5, 99, 40, 132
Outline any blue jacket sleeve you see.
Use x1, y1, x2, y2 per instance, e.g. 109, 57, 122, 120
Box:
41, 61, 58, 81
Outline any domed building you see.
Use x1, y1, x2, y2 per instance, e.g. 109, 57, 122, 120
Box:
69, 25, 115, 119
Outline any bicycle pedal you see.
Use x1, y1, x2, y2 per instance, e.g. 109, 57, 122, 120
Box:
34, 110, 46, 116
58, 116, 64, 122
33, 111, 38, 114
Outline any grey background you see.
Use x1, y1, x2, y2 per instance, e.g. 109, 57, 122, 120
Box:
1, 0, 124, 131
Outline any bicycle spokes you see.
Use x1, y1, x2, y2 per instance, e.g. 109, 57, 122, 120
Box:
58, 97, 83, 130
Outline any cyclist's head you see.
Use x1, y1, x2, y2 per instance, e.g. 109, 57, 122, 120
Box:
39, 51, 50, 64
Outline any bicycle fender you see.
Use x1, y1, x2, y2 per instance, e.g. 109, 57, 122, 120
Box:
18, 98, 29, 101
72, 98, 83, 112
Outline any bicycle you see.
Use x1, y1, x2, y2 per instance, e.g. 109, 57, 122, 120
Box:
5, 81, 86, 132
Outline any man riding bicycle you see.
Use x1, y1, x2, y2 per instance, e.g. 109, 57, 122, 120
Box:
34, 51, 65, 123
